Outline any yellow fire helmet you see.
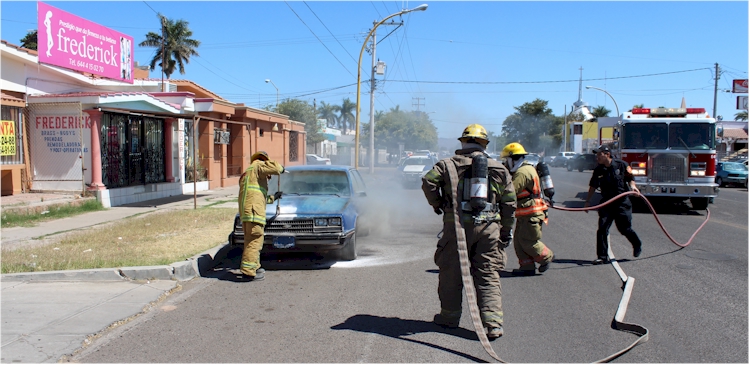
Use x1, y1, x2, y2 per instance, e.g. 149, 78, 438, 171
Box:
500, 142, 528, 158
251, 151, 270, 162
458, 123, 489, 145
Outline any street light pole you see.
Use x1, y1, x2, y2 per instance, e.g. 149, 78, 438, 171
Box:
368, 24, 377, 174
265, 79, 279, 108
354, 3, 428, 170
585, 85, 619, 117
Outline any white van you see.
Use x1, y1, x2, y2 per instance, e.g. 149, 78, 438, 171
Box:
551, 152, 576, 167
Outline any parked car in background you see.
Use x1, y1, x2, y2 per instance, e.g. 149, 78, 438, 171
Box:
306, 154, 331, 165
400, 155, 436, 188
551, 151, 576, 167
525, 153, 541, 167
715, 161, 748, 187
567, 153, 599, 172
229, 165, 367, 261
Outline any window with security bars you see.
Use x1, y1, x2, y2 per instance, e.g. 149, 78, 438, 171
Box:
100, 112, 165, 188
289, 131, 299, 162
1, 106, 24, 165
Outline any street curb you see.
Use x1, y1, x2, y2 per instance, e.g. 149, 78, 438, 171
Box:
0, 242, 234, 282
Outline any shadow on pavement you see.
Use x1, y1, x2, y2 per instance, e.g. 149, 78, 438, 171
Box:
331, 314, 490, 363
207, 246, 337, 281
119, 194, 211, 207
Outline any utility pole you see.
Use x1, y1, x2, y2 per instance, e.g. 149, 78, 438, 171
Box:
368, 20, 401, 174
161, 15, 166, 92
412, 97, 425, 113
713, 63, 721, 118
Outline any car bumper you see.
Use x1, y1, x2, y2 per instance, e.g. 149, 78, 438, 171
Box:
230, 229, 355, 252
722, 176, 747, 184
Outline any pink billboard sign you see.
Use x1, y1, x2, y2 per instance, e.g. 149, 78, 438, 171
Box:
37, 2, 134, 84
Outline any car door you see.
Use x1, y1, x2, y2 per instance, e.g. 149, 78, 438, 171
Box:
349, 169, 370, 233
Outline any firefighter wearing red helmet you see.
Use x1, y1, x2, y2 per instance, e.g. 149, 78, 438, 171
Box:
237, 151, 285, 281
422, 124, 517, 339
500, 142, 554, 276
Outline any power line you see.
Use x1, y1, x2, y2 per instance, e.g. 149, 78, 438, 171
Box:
284, 1, 355, 78
386, 68, 712, 85
303, 2, 358, 65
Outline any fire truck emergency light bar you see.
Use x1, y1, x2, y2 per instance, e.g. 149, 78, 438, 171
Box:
631, 107, 707, 117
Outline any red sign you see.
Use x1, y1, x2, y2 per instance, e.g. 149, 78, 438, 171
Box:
732, 79, 748, 93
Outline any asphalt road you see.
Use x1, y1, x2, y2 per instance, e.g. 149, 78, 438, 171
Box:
72, 165, 748, 363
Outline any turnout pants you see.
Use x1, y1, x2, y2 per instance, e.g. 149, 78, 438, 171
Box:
434, 221, 506, 328
596, 203, 642, 259
241, 222, 265, 276
513, 214, 554, 271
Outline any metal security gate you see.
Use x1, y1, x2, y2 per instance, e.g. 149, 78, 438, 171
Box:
101, 112, 165, 188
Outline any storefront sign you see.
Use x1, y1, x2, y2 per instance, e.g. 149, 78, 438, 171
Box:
1, 120, 16, 156
738, 96, 748, 110
37, 2, 134, 83
733, 79, 748, 93
29, 112, 91, 181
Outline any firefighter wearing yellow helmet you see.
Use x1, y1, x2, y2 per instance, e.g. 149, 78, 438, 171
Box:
237, 151, 285, 281
421, 123, 517, 339
500, 142, 554, 276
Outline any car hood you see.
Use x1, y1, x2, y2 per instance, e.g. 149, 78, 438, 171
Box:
265, 195, 351, 216
403, 165, 427, 173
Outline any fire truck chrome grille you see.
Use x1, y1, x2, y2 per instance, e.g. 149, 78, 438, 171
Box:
265, 219, 315, 233
652, 155, 685, 183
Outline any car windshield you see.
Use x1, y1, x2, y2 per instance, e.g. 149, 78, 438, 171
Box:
269, 170, 350, 196
669, 123, 715, 150
622, 123, 668, 149
526, 155, 540, 162
722, 163, 747, 172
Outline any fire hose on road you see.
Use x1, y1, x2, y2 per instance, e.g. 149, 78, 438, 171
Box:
443, 168, 711, 363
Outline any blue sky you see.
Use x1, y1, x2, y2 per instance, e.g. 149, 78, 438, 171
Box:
2, 1, 747, 139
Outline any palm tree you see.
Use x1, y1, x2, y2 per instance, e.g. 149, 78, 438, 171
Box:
317, 101, 338, 128
139, 14, 200, 84
590, 105, 611, 122
337, 98, 356, 134
736, 110, 748, 122
20, 30, 37, 50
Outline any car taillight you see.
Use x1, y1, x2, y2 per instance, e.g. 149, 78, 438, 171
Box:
630, 161, 647, 176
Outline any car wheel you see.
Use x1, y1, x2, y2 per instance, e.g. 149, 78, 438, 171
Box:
578, 167, 584, 172
338, 232, 357, 261
716, 177, 724, 187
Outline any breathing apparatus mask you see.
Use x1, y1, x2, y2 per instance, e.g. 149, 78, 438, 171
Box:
504, 155, 525, 173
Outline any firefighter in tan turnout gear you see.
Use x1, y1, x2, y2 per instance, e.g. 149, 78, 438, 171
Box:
500, 142, 554, 275
237, 151, 285, 281
422, 124, 517, 339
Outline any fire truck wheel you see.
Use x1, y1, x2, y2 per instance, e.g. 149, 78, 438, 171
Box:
690, 197, 709, 210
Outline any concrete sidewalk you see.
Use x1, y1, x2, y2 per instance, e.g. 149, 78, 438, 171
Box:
1, 187, 240, 363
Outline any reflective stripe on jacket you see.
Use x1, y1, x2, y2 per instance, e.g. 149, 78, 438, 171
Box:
238, 159, 284, 225
513, 163, 547, 217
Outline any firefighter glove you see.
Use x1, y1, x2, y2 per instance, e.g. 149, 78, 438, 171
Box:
273, 191, 283, 200
500, 229, 513, 248
433, 206, 443, 215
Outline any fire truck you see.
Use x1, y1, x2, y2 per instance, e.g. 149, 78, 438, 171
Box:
609, 107, 719, 210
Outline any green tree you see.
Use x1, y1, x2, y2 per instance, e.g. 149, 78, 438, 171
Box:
276, 98, 325, 149
335, 98, 356, 134
139, 14, 200, 80
735, 110, 748, 121
501, 99, 563, 154
317, 101, 338, 128
363, 106, 437, 152
591, 105, 611, 119
20, 30, 37, 50
629, 104, 644, 112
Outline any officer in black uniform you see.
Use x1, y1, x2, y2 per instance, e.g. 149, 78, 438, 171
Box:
583, 146, 643, 265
